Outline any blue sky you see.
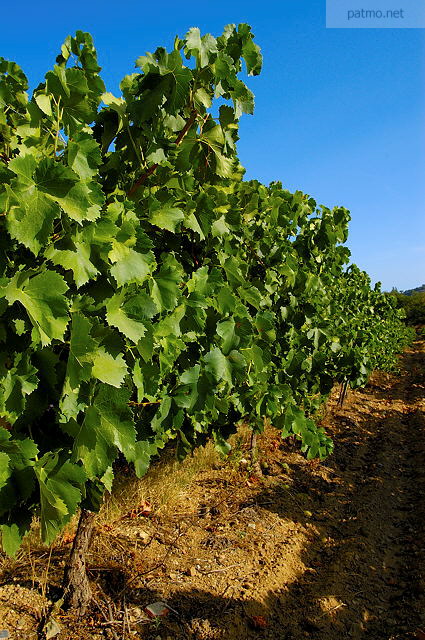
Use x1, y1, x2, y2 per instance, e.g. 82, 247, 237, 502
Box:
2, 0, 424, 291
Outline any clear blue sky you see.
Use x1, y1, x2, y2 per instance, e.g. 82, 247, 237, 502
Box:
2, 0, 424, 291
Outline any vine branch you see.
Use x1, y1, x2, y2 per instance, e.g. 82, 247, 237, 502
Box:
127, 109, 198, 197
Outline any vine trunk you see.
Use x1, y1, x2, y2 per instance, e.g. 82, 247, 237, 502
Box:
63, 509, 96, 617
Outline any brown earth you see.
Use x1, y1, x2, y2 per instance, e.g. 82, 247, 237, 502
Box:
1, 339, 424, 640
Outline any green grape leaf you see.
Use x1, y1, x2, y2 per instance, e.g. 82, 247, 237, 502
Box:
131, 440, 159, 478
67, 133, 102, 180
34, 453, 86, 544
70, 385, 136, 478
151, 254, 183, 312
0, 523, 27, 557
66, 313, 98, 390
0, 452, 11, 488
184, 28, 218, 67
240, 28, 263, 76
204, 347, 233, 386
238, 285, 263, 310
5, 156, 103, 240
174, 364, 200, 410
0, 353, 38, 423
4, 182, 59, 256
150, 206, 184, 233
106, 290, 157, 343
91, 347, 128, 388
109, 244, 156, 287
3, 271, 69, 346
216, 318, 240, 355
45, 241, 99, 288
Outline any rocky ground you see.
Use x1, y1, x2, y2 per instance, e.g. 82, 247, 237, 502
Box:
1, 339, 424, 640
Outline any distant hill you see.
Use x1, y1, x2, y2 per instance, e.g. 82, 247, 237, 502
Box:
402, 284, 425, 296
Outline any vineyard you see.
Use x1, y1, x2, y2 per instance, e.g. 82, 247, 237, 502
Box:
0, 25, 419, 638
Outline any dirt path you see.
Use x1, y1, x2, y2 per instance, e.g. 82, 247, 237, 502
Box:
254, 338, 425, 640
1, 340, 424, 639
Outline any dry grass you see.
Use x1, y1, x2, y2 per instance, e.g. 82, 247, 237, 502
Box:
98, 440, 222, 525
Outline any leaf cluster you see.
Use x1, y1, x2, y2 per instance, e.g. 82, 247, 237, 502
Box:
0, 27, 410, 555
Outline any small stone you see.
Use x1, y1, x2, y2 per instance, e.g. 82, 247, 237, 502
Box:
129, 606, 143, 622
187, 566, 197, 577
137, 530, 149, 543
144, 601, 170, 618
45, 618, 61, 639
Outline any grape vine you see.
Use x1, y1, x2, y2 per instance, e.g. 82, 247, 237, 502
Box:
0, 25, 412, 568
